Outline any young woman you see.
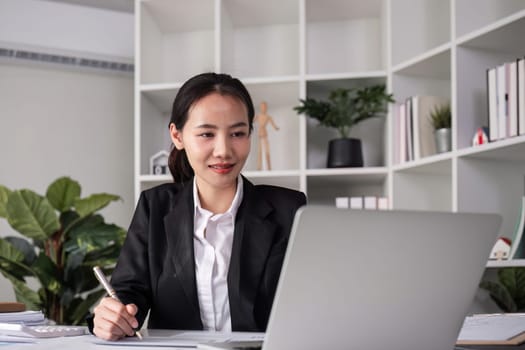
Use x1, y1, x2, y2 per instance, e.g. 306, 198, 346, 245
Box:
90, 73, 306, 340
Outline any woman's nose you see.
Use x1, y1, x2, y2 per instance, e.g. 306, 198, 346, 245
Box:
213, 134, 232, 158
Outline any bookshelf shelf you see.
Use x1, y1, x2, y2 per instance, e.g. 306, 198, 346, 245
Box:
486, 259, 525, 268
457, 136, 525, 162
392, 44, 451, 77
392, 153, 452, 173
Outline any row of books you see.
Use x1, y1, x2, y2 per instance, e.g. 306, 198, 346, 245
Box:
487, 57, 525, 141
335, 196, 388, 210
393, 95, 449, 164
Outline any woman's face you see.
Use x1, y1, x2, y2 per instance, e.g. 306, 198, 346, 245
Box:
170, 92, 251, 193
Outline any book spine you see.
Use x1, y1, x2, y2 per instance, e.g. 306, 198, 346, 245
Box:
487, 67, 498, 141
509, 60, 518, 137
519, 58, 525, 135
497, 64, 507, 140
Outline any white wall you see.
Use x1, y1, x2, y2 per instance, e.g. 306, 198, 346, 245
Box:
0, 63, 134, 301
0, 0, 135, 302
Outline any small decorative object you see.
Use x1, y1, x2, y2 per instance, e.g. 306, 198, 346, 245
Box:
480, 267, 525, 312
150, 150, 169, 175
294, 85, 394, 168
335, 197, 349, 209
429, 102, 451, 153
0, 177, 125, 325
472, 127, 489, 146
254, 101, 279, 171
489, 237, 512, 260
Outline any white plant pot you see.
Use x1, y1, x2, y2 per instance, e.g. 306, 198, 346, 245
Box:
434, 128, 451, 154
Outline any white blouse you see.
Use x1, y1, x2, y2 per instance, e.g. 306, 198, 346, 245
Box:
192, 177, 243, 331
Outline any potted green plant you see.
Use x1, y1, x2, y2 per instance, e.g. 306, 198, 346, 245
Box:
429, 102, 452, 154
0, 176, 126, 325
480, 267, 525, 312
294, 85, 394, 167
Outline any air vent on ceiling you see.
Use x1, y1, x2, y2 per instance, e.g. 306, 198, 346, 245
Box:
0, 47, 134, 74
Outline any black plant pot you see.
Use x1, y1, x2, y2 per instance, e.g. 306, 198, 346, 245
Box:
327, 138, 363, 168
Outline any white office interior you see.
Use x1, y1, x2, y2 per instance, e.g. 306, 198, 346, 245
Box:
0, 0, 136, 300
2, 0, 525, 319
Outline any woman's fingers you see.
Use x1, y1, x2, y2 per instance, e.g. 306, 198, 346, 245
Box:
93, 297, 139, 340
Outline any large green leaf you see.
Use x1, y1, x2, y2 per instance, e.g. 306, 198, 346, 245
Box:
63, 251, 85, 288
480, 280, 516, 312
67, 289, 106, 325
84, 243, 122, 264
0, 257, 34, 281
498, 268, 525, 310
46, 177, 81, 212
0, 239, 35, 280
60, 210, 82, 235
6, 190, 60, 241
31, 253, 62, 295
0, 185, 11, 218
74, 193, 120, 218
64, 265, 100, 294
6, 275, 42, 311
0, 238, 25, 263
4, 236, 37, 266
65, 216, 124, 254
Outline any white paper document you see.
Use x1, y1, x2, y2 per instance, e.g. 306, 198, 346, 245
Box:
91, 329, 265, 347
0, 310, 46, 325
457, 313, 525, 341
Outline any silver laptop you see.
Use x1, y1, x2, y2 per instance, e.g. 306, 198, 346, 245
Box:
201, 206, 501, 350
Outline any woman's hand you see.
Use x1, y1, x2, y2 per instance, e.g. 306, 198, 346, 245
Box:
93, 297, 140, 341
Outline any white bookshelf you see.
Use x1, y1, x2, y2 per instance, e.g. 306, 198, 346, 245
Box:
135, 0, 525, 268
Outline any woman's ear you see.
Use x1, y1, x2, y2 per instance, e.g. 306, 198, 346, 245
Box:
169, 123, 184, 150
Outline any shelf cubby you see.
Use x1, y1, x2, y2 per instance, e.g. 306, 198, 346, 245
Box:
392, 159, 452, 211
305, 77, 388, 169
140, 0, 215, 84
456, 13, 525, 150
244, 80, 301, 172
391, 0, 450, 67
457, 155, 525, 239
306, 169, 388, 205
305, 0, 387, 75
220, 0, 299, 79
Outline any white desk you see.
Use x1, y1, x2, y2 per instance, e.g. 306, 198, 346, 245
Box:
6, 335, 525, 350
4, 330, 264, 350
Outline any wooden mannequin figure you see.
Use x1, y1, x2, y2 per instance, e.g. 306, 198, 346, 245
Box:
255, 101, 280, 170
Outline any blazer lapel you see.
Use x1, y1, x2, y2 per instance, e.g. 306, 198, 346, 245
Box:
229, 177, 277, 330
163, 183, 200, 314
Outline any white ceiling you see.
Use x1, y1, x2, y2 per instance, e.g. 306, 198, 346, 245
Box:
41, 0, 134, 13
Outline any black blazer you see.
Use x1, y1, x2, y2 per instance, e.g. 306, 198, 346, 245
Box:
106, 177, 306, 332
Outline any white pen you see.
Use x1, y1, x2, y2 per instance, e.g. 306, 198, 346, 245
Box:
93, 266, 144, 340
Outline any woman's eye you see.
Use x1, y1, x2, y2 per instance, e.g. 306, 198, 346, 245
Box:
232, 131, 247, 138
199, 132, 214, 138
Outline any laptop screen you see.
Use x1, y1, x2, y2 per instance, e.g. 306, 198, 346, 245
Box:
263, 206, 501, 350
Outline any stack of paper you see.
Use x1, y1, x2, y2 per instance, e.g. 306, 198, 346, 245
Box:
0, 311, 46, 325
457, 313, 525, 346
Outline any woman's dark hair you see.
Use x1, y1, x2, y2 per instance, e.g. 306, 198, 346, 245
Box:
168, 72, 255, 183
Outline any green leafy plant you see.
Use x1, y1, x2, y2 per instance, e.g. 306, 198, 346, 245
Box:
293, 85, 394, 138
479, 267, 525, 312
429, 103, 451, 130
0, 177, 126, 325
